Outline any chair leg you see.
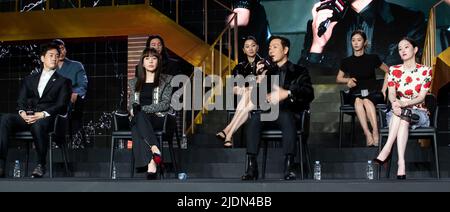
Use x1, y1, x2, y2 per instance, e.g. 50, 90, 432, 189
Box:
109, 137, 115, 178
61, 142, 70, 177
49, 137, 53, 178
351, 114, 355, 147
339, 111, 344, 148
386, 144, 394, 179
298, 134, 304, 180
175, 129, 181, 149
304, 136, 312, 178
168, 136, 179, 177
158, 135, 164, 180
25, 142, 30, 177
262, 140, 268, 179
130, 144, 135, 178
433, 133, 440, 179
175, 130, 181, 173
377, 136, 383, 180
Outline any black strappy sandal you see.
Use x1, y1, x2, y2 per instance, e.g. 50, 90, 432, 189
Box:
216, 131, 226, 141
223, 139, 233, 148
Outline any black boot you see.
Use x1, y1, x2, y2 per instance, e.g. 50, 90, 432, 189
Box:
284, 154, 296, 180
241, 154, 258, 180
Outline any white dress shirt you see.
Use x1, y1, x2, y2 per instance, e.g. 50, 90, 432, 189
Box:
19, 69, 55, 117
38, 69, 56, 98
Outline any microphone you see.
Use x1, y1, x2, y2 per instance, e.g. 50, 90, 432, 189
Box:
256, 53, 275, 74
316, 0, 349, 37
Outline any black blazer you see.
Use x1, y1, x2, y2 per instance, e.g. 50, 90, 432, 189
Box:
17, 71, 72, 116
269, 61, 315, 112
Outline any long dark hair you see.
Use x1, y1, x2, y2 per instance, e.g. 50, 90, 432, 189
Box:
135, 48, 162, 92
145, 35, 170, 62
399, 37, 419, 62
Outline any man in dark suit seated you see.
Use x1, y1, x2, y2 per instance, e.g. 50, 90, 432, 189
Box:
242, 36, 314, 181
0, 43, 72, 178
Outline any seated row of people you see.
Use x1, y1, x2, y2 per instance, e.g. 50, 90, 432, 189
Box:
0, 33, 433, 181
217, 32, 433, 180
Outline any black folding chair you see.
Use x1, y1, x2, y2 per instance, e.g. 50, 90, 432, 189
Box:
377, 94, 440, 179
339, 79, 388, 148
109, 111, 180, 179
10, 114, 70, 178
259, 110, 312, 180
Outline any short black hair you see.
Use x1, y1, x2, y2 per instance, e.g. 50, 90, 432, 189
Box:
51, 39, 65, 46
243, 35, 258, 44
40, 42, 61, 57
269, 36, 290, 56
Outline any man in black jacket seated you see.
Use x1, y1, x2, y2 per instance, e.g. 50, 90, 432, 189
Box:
0, 43, 71, 178
242, 36, 314, 181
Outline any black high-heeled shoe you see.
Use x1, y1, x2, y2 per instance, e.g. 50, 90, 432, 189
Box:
223, 139, 233, 148
397, 175, 406, 180
373, 153, 392, 166
216, 131, 226, 141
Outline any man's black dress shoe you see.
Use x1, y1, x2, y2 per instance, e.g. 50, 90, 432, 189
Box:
284, 154, 296, 180
31, 164, 46, 178
242, 154, 258, 181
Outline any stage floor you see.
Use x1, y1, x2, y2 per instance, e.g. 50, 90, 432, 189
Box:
1, 178, 449, 192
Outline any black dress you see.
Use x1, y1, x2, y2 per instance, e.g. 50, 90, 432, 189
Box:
232, 55, 264, 108
232, 55, 262, 78
340, 53, 384, 105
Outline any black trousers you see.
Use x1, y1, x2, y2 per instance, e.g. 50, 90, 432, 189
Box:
245, 110, 297, 156
130, 111, 174, 170
0, 114, 54, 165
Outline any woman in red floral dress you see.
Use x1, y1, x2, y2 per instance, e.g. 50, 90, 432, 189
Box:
373, 38, 432, 180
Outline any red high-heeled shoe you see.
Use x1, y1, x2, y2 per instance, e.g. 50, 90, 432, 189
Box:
147, 152, 164, 180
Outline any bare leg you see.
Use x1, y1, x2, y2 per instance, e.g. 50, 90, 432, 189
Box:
354, 98, 373, 146
221, 88, 251, 136
376, 114, 402, 160
396, 120, 410, 176
363, 99, 379, 145
225, 99, 255, 142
